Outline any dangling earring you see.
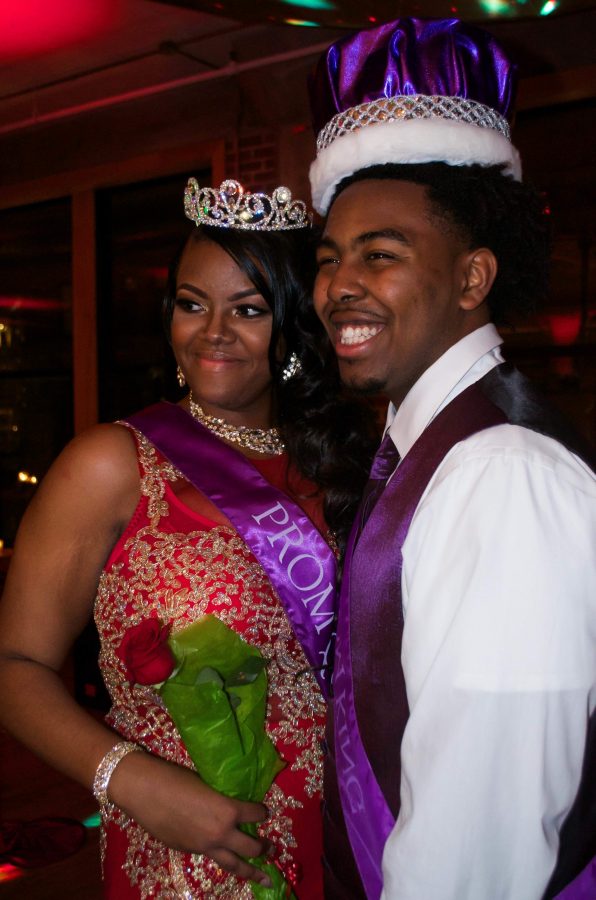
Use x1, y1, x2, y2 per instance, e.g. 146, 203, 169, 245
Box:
176, 365, 186, 387
281, 352, 302, 382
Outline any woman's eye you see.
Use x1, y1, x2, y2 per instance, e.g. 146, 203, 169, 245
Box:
234, 304, 269, 318
175, 297, 203, 312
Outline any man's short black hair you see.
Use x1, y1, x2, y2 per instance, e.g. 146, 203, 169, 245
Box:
333, 162, 551, 325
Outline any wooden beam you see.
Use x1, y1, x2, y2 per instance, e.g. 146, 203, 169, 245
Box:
71, 190, 98, 434
517, 64, 596, 112
0, 140, 226, 210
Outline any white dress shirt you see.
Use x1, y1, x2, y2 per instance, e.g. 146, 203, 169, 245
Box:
378, 324, 596, 900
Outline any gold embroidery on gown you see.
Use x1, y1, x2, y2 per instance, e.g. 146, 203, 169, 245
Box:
94, 431, 325, 898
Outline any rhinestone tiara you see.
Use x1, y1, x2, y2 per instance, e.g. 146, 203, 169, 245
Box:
316, 95, 511, 154
184, 178, 311, 231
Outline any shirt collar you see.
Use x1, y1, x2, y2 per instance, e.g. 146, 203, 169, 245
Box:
386, 323, 504, 459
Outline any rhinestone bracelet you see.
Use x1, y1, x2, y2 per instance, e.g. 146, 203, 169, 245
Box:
92, 741, 141, 810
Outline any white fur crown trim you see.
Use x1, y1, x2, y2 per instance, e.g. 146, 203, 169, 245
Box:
309, 117, 522, 215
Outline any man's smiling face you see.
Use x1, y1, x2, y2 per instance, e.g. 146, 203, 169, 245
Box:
313, 178, 492, 407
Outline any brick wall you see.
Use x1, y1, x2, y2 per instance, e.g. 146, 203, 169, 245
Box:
225, 129, 279, 193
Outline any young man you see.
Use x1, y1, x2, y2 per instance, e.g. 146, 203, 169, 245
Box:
308, 18, 596, 900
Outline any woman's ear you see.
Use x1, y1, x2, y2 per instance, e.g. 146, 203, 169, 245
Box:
459, 248, 498, 311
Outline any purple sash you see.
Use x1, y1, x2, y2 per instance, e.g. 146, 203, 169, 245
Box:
333, 383, 508, 898
332, 523, 396, 900
125, 402, 336, 700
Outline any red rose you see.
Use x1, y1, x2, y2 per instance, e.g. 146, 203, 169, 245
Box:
116, 619, 175, 685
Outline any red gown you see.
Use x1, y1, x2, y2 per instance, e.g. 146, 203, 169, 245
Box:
94, 429, 328, 899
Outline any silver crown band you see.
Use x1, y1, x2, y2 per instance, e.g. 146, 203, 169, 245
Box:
316, 95, 511, 155
184, 178, 311, 231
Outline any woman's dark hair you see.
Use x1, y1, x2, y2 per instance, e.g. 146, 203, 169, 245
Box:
163, 224, 378, 553
333, 162, 551, 325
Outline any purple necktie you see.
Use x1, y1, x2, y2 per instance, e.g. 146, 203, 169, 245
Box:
360, 433, 401, 530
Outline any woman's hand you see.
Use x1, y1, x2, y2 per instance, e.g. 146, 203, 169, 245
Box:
109, 750, 272, 886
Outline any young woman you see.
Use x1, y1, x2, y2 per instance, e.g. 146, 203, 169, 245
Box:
0, 178, 376, 898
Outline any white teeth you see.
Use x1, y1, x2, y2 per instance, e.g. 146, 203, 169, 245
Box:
339, 324, 383, 346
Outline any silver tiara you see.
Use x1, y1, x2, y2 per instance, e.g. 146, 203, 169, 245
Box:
184, 178, 311, 231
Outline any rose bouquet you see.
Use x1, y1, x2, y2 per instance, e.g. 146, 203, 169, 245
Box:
117, 614, 295, 899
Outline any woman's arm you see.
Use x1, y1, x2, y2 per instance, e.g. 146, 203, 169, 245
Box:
0, 424, 270, 885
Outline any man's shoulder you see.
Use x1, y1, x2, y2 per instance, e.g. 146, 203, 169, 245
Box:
435, 422, 595, 494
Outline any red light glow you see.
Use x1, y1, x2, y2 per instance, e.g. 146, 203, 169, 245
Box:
0, 863, 22, 883
0, 0, 122, 60
143, 267, 169, 282
0, 296, 67, 311
547, 312, 581, 346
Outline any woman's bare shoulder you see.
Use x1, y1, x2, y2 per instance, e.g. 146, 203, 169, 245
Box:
29, 422, 141, 527
60, 421, 138, 472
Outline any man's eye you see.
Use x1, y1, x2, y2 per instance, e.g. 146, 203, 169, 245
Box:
316, 256, 339, 268
366, 251, 395, 261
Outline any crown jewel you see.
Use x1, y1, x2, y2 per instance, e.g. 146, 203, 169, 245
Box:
184, 178, 311, 231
